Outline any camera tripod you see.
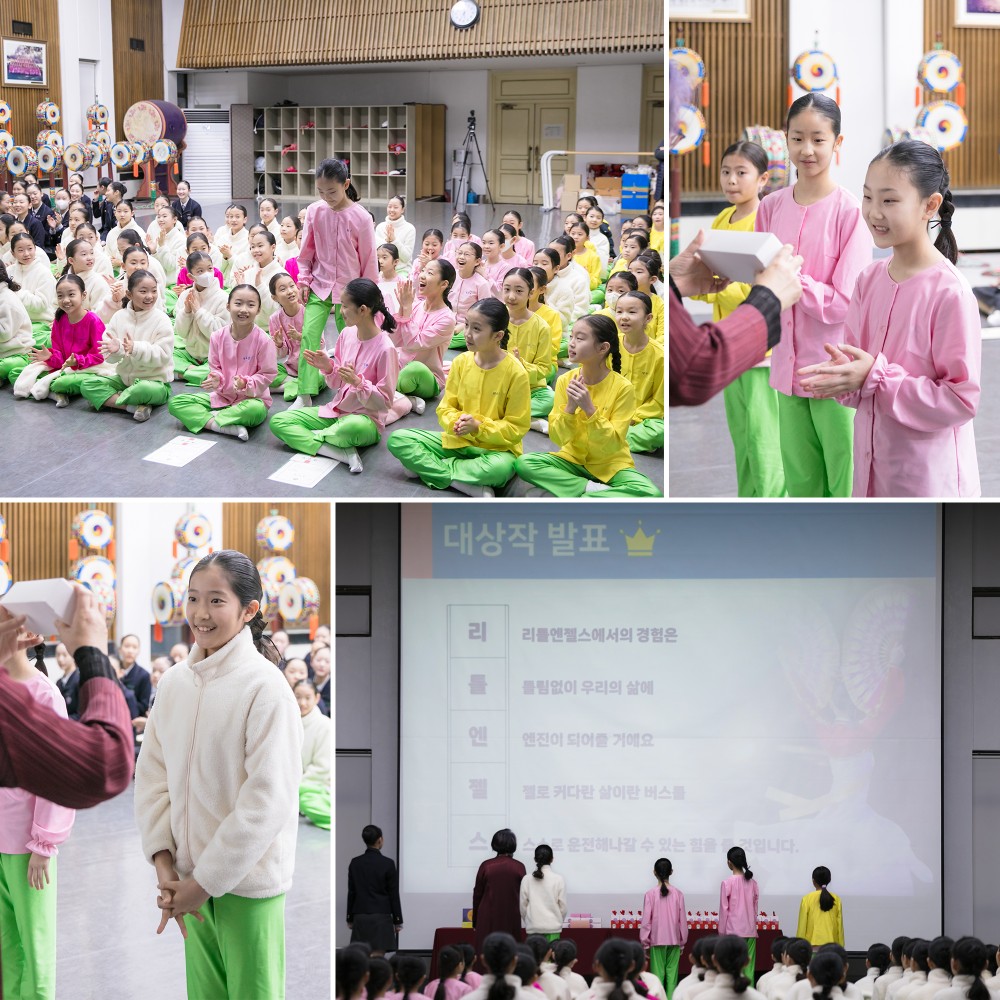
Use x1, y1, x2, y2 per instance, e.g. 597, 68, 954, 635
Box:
451, 110, 495, 209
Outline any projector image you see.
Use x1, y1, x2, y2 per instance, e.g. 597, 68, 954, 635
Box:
697, 230, 783, 285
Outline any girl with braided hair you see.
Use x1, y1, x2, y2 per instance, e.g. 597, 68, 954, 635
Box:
134, 549, 303, 999
798, 139, 981, 497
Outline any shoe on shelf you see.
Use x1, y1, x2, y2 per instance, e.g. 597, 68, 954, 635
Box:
388, 142, 406, 153
282, 143, 297, 154
300, 121, 315, 130
285, 166, 297, 173
389, 169, 401, 176
380, 119, 389, 127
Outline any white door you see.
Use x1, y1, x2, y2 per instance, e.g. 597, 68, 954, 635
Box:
180, 110, 232, 204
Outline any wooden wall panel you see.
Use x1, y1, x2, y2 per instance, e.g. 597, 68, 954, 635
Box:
669, 0, 788, 196
222, 502, 331, 627
924, 0, 1000, 189
0, 501, 116, 585
178, 0, 663, 68
110, 0, 164, 143
0, 1, 62, 150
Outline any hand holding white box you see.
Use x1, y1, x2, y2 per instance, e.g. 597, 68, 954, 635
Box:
697, 230, 784, 285
0, 578, 76, 638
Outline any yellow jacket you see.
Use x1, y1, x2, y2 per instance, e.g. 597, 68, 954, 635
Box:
437, 351, 531, 454
649, 228, 664, 253
690, 205, 755, 321
534, 302, 564, 356
647, 293, 664, 343
620, 338, 663, 423
575, 243, 602, 290
550, 369, 635, 482
796, 890, 844, 946
507, 312, 553, 390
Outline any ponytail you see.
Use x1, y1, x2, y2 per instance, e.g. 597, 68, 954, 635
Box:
315, 157, 360, 201
809, 953, 844, 1000
343, 276, 397, 333
552, 940, 577, 976
727, 846, 753, 881
0, 257, 22, 293
627, 941, 650, 996
533, 843, 553, 880
715, 936, 751, 994
812, 866, 835, 912
953, 937, 990, 1000
32, 642, 46, 673
654, 857, 673, 896
434, 946, 463, 1000
595, 939, 632, 1000
396, 955, 427, 1000
936, 188, 957, 264
249, 610, 282, 665
483, 933, 518, 1000
786, 939, 812, 978
578, 314, 621, 373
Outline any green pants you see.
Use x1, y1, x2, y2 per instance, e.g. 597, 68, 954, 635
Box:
591, 288, 605, 305
743, 938, 756, 983
185, 893, 286, 1000
80, 374, 171, 410
724, 368, 786, 497
514, 453, 662, 498
298, 291, 343, 396
299, 783, 331, 830
0, 354, 30, 384
0, 853, 57, 1000
450, 330, 469, 350
184, 363, 210, 387
270, 408, 380, 456
50, 370, 94, 396
168, 392, 269, 433
386, 428, 518, 490
777, 392, 854, 497
649, 945, 680, 1000
173, 346, 208, 380
397, 360, 440, 400
31, 322, 51, 348
164, 287, 178, 317
530, 384, 555, 419
627, 418, 664, 453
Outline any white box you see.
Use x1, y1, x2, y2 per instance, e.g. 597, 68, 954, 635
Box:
698, 230, 783, 285
0, 578, 76, 638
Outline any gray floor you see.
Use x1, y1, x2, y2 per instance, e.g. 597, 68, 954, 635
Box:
669, 252, 1000, 497
3, 198, 662, 498
55, 780, 330, 1000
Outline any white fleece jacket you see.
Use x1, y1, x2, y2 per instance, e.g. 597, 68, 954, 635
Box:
519, 864, 567, 934
174, 283, 229, 362
153, 222, 186, 283
0, 284, 34, 357
245, 259, 287, 327
300, 705, 330, 788
11, 257, 55, 324
103, 303, 174, 384
134, 626, 303, 899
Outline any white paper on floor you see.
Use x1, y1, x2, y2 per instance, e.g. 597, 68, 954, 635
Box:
142, 436, 217, 467
268, 453, 339, 487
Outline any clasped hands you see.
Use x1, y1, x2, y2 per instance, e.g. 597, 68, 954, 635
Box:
153, 852, 208, 939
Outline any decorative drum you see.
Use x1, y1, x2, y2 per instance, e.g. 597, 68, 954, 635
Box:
743, 125, 791, 193
0, 102, 11, 125
110, 142, 134, 168
63, 143, 94, 171
791, 49, 838, 92
171, 556, 198, 588
669, 47, 706, 88
130, 140, 152, 164
86, 140, 109, 166
669, 106, 706, 155
151, 580, 186, 624
175, 512, 212, 549
36, 129, 63, 150
0, 131, 13, 156
917, 49, 963, 94
123, 100, 187, 147
6, 146, 37, 177
151, 138, 178, 165
0, 560, 9, 597
90, 128, 112, 146
72, 509, 114, 549
257, 556, 296, 589
86, 103, 110, 125
36, 146, 58, 174
256, 514, 295, 552
278, 577, 320, 625
72, 555, 116, 589
35, 100, 60, 125
915, 101, 969, 152
84, 581, 116, 628
0, 513, 5, 542
260, 580, 280, 619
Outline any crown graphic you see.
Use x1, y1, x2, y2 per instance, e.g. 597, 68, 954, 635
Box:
621, 520, 660, 557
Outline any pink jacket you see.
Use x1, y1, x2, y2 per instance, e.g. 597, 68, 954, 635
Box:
839, 257, 980, 497
482, 256, 514, 288
0, 674, 75, 856
452, 272, 499, 325
48, 310, 105, 370
391, 301, 457, 390
424, 980, 474, 1000
319, 324, 399, 428
269, 305, 307, 377
640, 885, 688, 948
718, 874, 759, 937
755, 185, 871, 396
207, 324, 278, 409
298, 200, 378, 302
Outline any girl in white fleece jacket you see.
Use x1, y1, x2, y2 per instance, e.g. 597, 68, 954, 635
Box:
519, 844, 567, 939
0, 261, 35, 385
134, 550, 302, 1000
173, 251, 230, 384
294, 679, 331, 830
9, 232, 55, 346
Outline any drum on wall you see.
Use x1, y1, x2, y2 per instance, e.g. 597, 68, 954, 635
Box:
84, 580, 116, 628
72, 555, 116, 590
7, 146, 37, 177
151, 138, 178, 165
171, 556, 198, 588
278, 577, 320, 626
123, 100, 187, 147
257, 555, 296, 589
72, 509, 114, 550
35, 100, 60, 125
175, 512, 212, 549
916, 101, 968, 151
86, 140, 109, 166
0, 101, 11, 125
0, 560, 10, 597
669, 46, 706, 91
0, 131, 14, 156
917, 49, 963, 94
791, 49, 839, 92
0, 513, 5, 542
86, 103, 110, 125
151, 579, 186, 625
130, 140, 152, 165
260, 579, 280, 619
110, 142, 134, 169
90, 128, 112, 146
63, 143, 94, 171
742, 124, 791, 193
908, 126, 937, 147
37, 145, 59, 174
669, 105, 707, 156
256, 514, 295, 552
36, 130, 63, 150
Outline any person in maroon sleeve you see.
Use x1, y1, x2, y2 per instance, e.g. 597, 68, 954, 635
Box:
0, 583, 134, 810
472, 828, 527, 961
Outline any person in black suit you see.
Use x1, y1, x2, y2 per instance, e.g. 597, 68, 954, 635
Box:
11, 191, 46, 250
27, 184, 62, 258
171, 180, 203, 229
99, 181, 127, 240
346, 824, 403, 956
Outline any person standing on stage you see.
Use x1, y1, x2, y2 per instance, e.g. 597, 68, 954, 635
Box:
347, 823, 403, 957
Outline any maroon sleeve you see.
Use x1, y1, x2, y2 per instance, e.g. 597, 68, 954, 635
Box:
0, 648, 134, 809
669, 284, 773, 406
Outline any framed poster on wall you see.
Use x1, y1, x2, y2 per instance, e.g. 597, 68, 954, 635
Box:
2, 38, 46, 87
956, 0, 1000, 26
668, 0, 751, 21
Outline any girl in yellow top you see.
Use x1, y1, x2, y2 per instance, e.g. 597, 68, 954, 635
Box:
628, 253, 664, 343
608, 231, 648, 278
796, 865, 844, 946
502, 266, 555, 433
386, 297, 530, 497
649, 202, 665, 254
616, 291, 663, 453
694, 139, 785, 498
568, 221, 601, 291
527, 266, 565, 372
595, 271, 637, 329
514, 314, 662, 498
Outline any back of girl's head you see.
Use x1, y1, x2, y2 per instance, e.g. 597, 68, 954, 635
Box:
0, 213, 13, 237
578, 313, 622, 373
396, 955, 426, 996
368, 957, 393, 998
459, 943, 477, 981
524, 933, 552, 965
491, 828, 516, 854
337, 946, 370, 999
727, 846, 753, 880
654, 857, 673, 895
191, 550, 281, 664
483, 933, 519, 1000
552, 939, 577, 974
378, 242, 400, 262
434, 946, 464, 1000
867, 943, 891, 975
552, 234, 575, 255
772, 938, 789, 962
538, 247, 560, 268
910, 940, 930, 972
625, 940, 649, 992
891, 937, 911, 966
809, 952, 845, 1000
532, 843, 553, 879
817, 944, 848, 972
785, 938, 812, 972
422, 227, 445, 244
928, 937, 954, 971
513, 950, 537, 986
698, 937, 719, 977
343, 276, 397, 333
953, 937, 990, 1000
812, 865, 835, 912
187, 250, 213, 273
869, 139, 957, 263
636, 251, 663, 281
595, 938, 633, 1000
119, 228, 144, 248
714, 936, 751, 993
986, 945, 998, 976
462, 240, 483, 260
787, 92, 842, 136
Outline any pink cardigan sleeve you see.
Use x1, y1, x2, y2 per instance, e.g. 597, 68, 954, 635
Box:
355, 210, 379, 283
394, 305, 456, 349
333, 336, 399, 415
27, 684, 75, 856
718, 880, 730, 934
242, 334, 278, 399
297, 208, 316, 286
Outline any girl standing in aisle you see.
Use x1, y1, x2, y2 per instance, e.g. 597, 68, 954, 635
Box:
640, 858, 687, 1000
796, 140, 980, 497
0, 615, 75, 1000
519, 844, 567, 941
754, 93, 871, 496
718, 847, 759, 982
375, 196, 416, 265
796, 866, 843, 946
135, 550, 302, 1000
296, 159, 378, 407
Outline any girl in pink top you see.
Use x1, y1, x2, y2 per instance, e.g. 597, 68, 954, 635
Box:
449, 242, 499, 349
410, 228, 446, 297
798, 140, 980, 497
641, 858, 688, 1000
755, 93, 871, 497
481, 230, 514, 289
392, 259, 457, 412
718, 847, 760, 979
270, 277, 400, 474
175, 232, 225, 289
504, 210, 536, 262
424, 946, 474, 1000
167, 283, 278, 442
442, 218, 475, 265
0, 618, 75, 1000
268, 270, 313, 403
296, 158, 378, 405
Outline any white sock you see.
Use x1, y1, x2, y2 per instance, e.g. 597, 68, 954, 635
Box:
53, 393, 69, 408
207, 418, 248, 441
289, 394, 313, 410
317, 444, 362, 472
451, 480, 494, 498
530, 418, 549, 434
585, 479, 611, 493
406, 394, 426, 415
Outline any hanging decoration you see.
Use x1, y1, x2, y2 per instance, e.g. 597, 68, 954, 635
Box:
912, 41, 968, 154
150, 511, 214, 643
69, 506, 116, 628
742, 125, 792, 194
254, 510, 320, 639
669, 38, 710, 259
789, 35, 841, 165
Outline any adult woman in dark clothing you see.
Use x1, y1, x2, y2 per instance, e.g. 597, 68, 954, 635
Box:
472, 828, 527, 956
